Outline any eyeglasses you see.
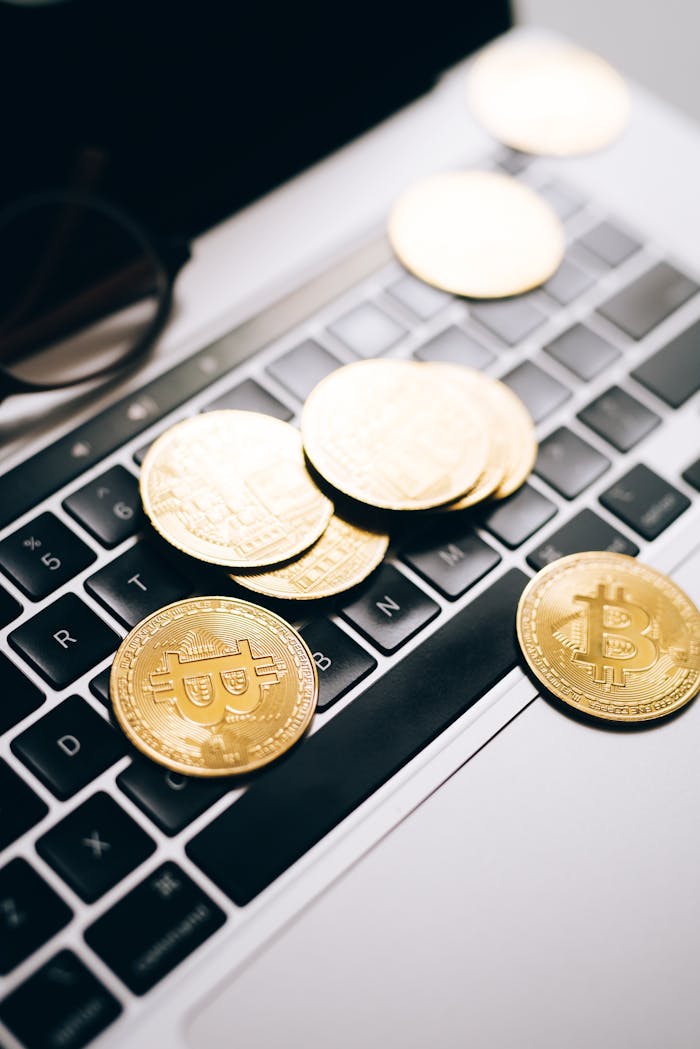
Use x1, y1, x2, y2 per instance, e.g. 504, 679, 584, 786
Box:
0, 191, 190, 402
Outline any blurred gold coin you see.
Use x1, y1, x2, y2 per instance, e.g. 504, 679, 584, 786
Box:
468, 37, 630, 156
516, 552, 700, 723
302, 359, 490, 511
140, 411, 333, 568
111, 596, 318, 776
388, 170, 564, 298
231, 514, 389, 600
428, 364, 536, 502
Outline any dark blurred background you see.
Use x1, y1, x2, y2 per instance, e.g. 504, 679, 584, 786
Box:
0, 0, 511, 238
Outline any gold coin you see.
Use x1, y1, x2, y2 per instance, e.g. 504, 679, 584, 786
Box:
516, 552, 700, 723
468, 37, 630, 156
428, 364, 536, 502
388, 170, 564, 298
231, 514, 389, 600
110, 596, 318, 776
301, 359, 490, 511
140, 411, 333, 568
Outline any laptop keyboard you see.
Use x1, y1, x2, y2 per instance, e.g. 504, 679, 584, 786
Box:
2, 151, 700, 1047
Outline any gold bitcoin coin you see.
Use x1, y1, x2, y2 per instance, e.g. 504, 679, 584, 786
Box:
516, 552, 700, 723
110, 596, 318, 776
388, 171, 564, 298
302, 359, 490, 511
429, 364, 536, 502
467, 37, 630, 156
140, 411, 333, 568
231, 514, 389, 600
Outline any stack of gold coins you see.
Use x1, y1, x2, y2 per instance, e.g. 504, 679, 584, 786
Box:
301, 358, 537, 514
138, 362, 538, 605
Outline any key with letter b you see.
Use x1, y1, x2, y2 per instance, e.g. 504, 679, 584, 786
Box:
299, 619, 377, 711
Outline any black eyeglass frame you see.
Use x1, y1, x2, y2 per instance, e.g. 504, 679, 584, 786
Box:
0, 189, 190, 399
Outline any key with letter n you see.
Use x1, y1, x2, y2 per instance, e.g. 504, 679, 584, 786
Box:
341, 564, 439, 654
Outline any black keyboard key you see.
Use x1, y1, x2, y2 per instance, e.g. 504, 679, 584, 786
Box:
267, 339, 342, 402
600, 464, 691, 540
341, 563, 440, 654
89, 666, 112, 708
413, 325, 495, 370
84, 862, 225, 995
63, 466, 144, 548
538, 181, 585, 221
632, 317, 700, 407
12, 696, 125, 801
527, 508, 639, 571
203, 377, 293, 420
133, 439, 159, 466
0, 584, 22, 629
299, 619, 377, 712
0, 512, 95, 600
0, 858, 72, 976
328, 301, 407, 357
577, 220, 641, 267
0, 759, 48, 849
9, 595, 119, 689
37, 792, 155, 904
0, 653, 44, 735
0, 949, 122, 1049
683, 456, 700, 491
482, 484, 557, 549
85, 542, 192, 629
501, 361, 571, 423
385, 272, 451, 320
186, 569, 528, 905
544, 323, 620, 381
401, 526, 501, 600
118, 759, 231, 836
543, 257, 596, 306
597, 262, 698, 339
578, 385, 661, 452
497, 148, 530, 175
535, 427, 610, 499
470, 296, 546, 345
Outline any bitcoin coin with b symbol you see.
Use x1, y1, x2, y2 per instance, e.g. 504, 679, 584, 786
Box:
111, 597, 318, 775
516, 552, 700, 722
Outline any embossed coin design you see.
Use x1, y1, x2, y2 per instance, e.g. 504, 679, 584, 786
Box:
110, 596, 318, 775
140, 411, 333, 568
301, 359, 490, 511
516, 552, 700, 722
467, 37, 630, 156
388, 171, 564, 298
430, 364, 536, 503
231, 515, 389, 600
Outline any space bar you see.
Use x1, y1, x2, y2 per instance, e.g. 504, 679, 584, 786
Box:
186, 568, 528, 905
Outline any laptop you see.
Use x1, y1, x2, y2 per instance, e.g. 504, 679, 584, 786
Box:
1, 2, 700, 1047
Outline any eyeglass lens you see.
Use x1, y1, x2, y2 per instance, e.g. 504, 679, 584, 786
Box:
0, 199, 167, 388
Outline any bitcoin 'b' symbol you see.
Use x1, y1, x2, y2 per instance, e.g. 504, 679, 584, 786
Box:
573, 583, 657, 686
148, 639, 285, 725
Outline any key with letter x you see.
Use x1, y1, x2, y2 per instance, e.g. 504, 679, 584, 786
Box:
37, 792, 155, 902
